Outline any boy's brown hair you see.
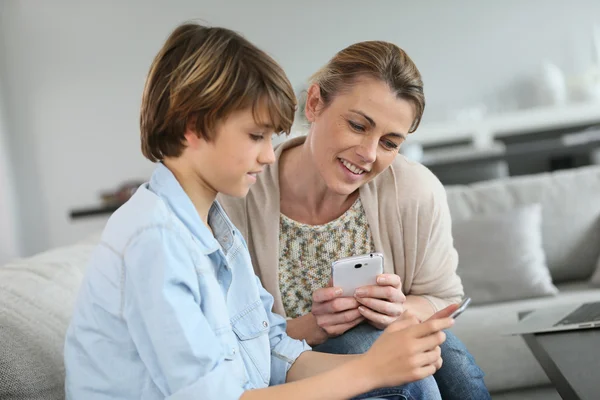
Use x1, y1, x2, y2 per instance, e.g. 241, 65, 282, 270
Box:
140, 23, 296, 162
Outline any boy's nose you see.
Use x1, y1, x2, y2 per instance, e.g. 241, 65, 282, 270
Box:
259, 141, 276, 165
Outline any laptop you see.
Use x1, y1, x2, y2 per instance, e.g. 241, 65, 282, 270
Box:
505, 301, 600, 335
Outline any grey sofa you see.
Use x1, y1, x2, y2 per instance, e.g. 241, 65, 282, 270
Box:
1, 165, 600, 399
446, 164, 600, 399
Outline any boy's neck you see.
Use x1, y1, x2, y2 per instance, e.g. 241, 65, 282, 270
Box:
162, 160, 216, 230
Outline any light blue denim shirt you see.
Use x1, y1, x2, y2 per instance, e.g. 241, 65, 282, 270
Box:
64, 163, 310, 399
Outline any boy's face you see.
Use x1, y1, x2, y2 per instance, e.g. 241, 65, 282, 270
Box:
184, 107, 277, 198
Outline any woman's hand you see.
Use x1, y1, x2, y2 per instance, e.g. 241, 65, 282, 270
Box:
310, 285, 365, 340
354, 273, 406, 329
286, 313, 330, 346
287, 279, 369, 346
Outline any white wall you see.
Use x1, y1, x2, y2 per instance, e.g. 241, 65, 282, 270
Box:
1, 0, 599, 255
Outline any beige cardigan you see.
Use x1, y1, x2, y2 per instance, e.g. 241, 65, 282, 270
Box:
218, 136, 463, 317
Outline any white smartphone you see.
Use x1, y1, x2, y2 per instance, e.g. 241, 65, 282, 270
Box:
450, 297, 472, 319
331, 253, 384, 297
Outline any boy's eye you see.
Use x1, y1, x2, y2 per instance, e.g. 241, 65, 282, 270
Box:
348, 121, 365, 132
250, 133, 264, 141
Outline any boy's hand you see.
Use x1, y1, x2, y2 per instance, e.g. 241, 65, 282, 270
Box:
427, 303, 460, 321
361, 311, 454, 388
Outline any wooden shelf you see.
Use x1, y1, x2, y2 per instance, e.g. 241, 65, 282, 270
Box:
422, 136, 600, 168
69, 204, 121, 220
416, 102, 600, 145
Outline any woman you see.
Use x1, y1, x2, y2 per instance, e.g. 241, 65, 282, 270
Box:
220, 40, 490, 399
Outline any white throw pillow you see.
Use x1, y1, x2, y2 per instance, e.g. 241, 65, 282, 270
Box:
453, 203, 558, 305
590, 255, 600, 286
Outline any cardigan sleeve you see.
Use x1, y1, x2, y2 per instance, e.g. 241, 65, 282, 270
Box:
407, 173, 464, 311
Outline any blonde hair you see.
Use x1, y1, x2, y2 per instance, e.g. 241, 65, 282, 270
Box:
140, 23, 296, 162
309, 41, 425, 133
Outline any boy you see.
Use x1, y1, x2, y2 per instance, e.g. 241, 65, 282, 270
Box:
64, 22, 455, 400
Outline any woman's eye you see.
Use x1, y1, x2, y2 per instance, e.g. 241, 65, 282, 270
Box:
250, 133, 264, 141
381, 139, 399, 150
348, 121, 365, 132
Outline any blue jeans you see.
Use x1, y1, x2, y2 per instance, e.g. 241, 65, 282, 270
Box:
313, 323, 490, 400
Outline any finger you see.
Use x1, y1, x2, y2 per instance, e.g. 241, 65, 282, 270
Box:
398, 310, 419, 322
413, 330, 447, 353
412, 318, 454, 338
326, 316, 365, 337
434, 354, 444, 371
358, 305, 395, 327
375, 273, 402, 288
355, 285, 405, 303
316, 308, 362, 327
313, 297, 360, 315
414, 345, 442, 368
386, 311, 421, 332
312, 286, 343, 303
427, 303, 460, 320
409, 364, 438, 382
355, 296, 403, 317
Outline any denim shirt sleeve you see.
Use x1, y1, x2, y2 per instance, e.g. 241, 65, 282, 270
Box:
254, 276, 311, 385
123, 227, 244, 400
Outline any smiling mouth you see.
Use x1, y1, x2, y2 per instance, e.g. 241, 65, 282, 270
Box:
339, 158, 367, 175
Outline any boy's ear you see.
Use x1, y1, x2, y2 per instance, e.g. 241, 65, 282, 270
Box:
305, 83, 323, 122
183, 116, 204, 148
184, 129, 200, 148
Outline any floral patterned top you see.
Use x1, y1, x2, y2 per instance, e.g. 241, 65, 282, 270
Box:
278, 198, 375, 318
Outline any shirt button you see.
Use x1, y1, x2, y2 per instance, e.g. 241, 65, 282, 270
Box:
262, 321, 269, 328
232, 348, 236, 355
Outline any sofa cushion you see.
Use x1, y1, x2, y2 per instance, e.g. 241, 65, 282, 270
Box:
0, 242, 94, 399
446, 165, 600, 283
590, 255, 600, 286
453, 203, 557, 305
450, 282, 600, 393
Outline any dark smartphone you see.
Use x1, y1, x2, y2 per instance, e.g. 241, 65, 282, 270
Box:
450, 297, 472, 319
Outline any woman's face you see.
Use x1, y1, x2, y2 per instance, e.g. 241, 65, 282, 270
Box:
304, 77, 416, 196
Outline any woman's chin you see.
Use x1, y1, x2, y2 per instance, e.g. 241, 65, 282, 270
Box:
326, 179, 362, 196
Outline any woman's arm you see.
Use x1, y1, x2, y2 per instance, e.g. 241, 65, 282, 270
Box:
407, 180, 464, 311
403, 295, 436, 321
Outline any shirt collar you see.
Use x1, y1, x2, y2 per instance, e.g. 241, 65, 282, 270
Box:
148, 163, 234, 254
